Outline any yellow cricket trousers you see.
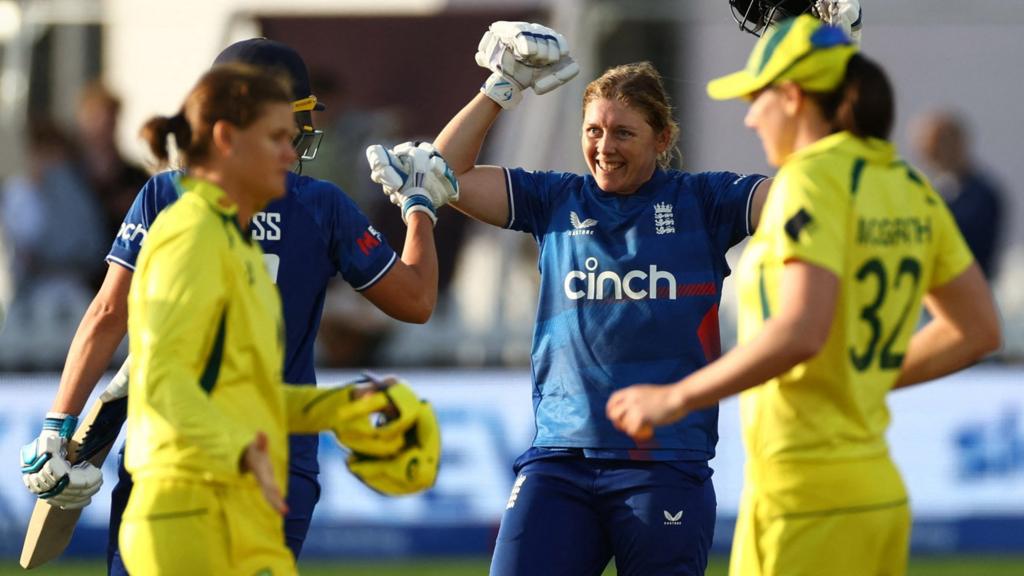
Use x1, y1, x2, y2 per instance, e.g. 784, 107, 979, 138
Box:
729, 455, 911, 576
119, 476, 296, 575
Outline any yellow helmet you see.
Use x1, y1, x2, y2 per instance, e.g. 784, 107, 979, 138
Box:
338, 376, 441, 496
347, 397, 441, 496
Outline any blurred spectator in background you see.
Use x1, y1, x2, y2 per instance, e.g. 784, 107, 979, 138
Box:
0, 117, 106, 367
305, 71, 404, 205
0, 117, 106, 291
0, 219, 11, 332
911, 110, 1005, 280
74, 82, 150, 249
304, 71, 408, 366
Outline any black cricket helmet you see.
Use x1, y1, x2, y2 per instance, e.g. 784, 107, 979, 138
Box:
213, 38, 325, 162
730, 0, 816, 36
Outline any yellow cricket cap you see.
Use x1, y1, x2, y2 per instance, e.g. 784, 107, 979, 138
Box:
707, 14, 858, 101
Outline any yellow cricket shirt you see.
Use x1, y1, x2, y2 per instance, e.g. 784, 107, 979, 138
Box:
125, 176, 406, 504
126, 177, 290, 489
736, 132, 973, 470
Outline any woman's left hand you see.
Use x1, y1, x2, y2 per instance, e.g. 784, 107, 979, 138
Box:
606, 384, 688, 442
241, 431, 289, 516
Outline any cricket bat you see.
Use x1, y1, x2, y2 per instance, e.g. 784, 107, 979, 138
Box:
20, 358, 131, 570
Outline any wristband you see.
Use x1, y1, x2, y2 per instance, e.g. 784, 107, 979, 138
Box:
481, 72, 522, 110
43, 413, 78, 438
401, 193, 437, 226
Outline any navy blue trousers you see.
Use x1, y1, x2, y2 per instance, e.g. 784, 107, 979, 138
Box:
490, 451, 716, 576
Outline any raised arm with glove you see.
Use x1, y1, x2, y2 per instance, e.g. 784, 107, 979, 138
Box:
419, 20, 581, 227
366, 141, 459, 226
475, 21, 580, 109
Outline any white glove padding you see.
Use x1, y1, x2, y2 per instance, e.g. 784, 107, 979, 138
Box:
476, 21, 569, 70
45, 463, 103, 510
366, 142, 459, 225
475, 21, 580, 109
366, 144, 408, 193
366, 144, 434, 225
390, 141, 459, 206
21, 412, 77, 498
815, 0, 862, 45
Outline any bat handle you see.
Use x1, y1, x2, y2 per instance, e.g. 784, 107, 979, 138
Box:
99, 357, 130, 402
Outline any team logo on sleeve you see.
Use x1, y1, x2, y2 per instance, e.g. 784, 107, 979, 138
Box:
568, 211, 598, 236
117, 222, 147, 244
356, 226, 383, 255
784, 207, 814, 241
653, 202, 675, 235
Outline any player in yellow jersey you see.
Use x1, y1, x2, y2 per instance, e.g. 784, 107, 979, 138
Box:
607, 15, 1001, 576
120, 65, 439, 575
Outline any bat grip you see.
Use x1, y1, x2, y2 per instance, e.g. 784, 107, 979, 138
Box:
99, 357, 130, 402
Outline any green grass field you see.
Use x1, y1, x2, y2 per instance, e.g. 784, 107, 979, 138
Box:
5, 555, 1024, 575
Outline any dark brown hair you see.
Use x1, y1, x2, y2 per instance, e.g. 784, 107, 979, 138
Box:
583, 62, 681, 169
140, 63, 292, 166
806, 54, 894, 140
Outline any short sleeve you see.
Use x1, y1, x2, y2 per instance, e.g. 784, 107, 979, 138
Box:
106, 172, 181, 270
323, 182, 397, 292
770, 166, 847, 276
929, 195, 975, 289
506, 168, 579, 237
694, 171, 766, 253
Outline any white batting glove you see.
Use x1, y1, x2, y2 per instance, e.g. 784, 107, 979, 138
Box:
21, 413, 78, 498
21, 413, 104, 509
21, 413, 75, 497
390, 141, 459, 208
475, 21, 580, 109
366, 142, 459, 226
46, 463, 103, 510
815, 0, 862, 45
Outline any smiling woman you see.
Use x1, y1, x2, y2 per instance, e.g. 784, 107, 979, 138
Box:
581, 62, 680, 195
370, 20, 774, 576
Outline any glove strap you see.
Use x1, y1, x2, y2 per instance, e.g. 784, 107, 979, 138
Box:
402, 193, 437, 226
481, 72, 522, 110
44, 412, 78, 440
39, 476, 71, 500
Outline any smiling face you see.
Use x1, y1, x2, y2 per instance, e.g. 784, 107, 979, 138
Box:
582, 98, 669, 196
227, 102, 298, 208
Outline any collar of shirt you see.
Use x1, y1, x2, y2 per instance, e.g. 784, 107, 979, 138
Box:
173, 174, 240, 219
789, 131, 896, 165
590, 167, 671, 202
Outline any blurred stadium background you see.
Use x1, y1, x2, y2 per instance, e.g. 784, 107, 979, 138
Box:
1, 0, 1022, 574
